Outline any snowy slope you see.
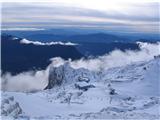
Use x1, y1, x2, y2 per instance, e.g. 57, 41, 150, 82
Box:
1, 57, 160, 119
103, 58, 160, 96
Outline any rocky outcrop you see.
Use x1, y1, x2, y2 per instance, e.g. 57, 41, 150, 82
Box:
75, 82, 95, 91
78, 76, 90, 83
44, 62, 98, 90
75, 76, 94, 91
1, 96, 22, 118
45, 64, 65, 89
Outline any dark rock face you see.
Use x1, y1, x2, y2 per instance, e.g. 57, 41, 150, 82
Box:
75, 83, 95, 91
154, 55, 160, 59
44, 65, 65, 89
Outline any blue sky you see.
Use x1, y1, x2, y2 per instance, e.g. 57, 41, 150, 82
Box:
1, 0, 159, 34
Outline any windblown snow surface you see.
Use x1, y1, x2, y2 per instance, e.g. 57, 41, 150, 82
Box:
1, 42, 160, 120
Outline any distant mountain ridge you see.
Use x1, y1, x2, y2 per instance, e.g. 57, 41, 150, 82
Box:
5, 32, 158, 43
2, 28, 159, 42
1, 34, 83, 74
23, 33, 129, 43
2, 30, 129, 43
76, 42, 140, 56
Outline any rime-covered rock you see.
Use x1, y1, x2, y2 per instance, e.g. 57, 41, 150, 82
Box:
1, 96, 22, 118
75, 82, 95, 91
78, 76, 90, 83
45, 62, 98, 89
45, 64, 65, 89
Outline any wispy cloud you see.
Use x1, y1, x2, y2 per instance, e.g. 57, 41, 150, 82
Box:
20, 38, 78, 46
2, 1, 159, 34
1, 27, 45, 31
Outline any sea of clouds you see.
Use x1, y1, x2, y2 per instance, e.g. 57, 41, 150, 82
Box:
1, 42, 160, 92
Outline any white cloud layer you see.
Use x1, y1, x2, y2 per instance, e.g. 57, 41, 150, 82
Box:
20, 39, 78, 46
1, 42, 160, 92
1, 69, 49, 92
70, 42, 160, 71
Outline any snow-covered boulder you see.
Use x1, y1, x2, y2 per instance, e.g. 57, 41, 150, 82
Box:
78, 76, 90, 83
75, 82, 95, 91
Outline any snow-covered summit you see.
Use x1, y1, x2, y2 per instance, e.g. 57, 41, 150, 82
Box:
1, 57, 160, 119
45, 56, 160, 93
